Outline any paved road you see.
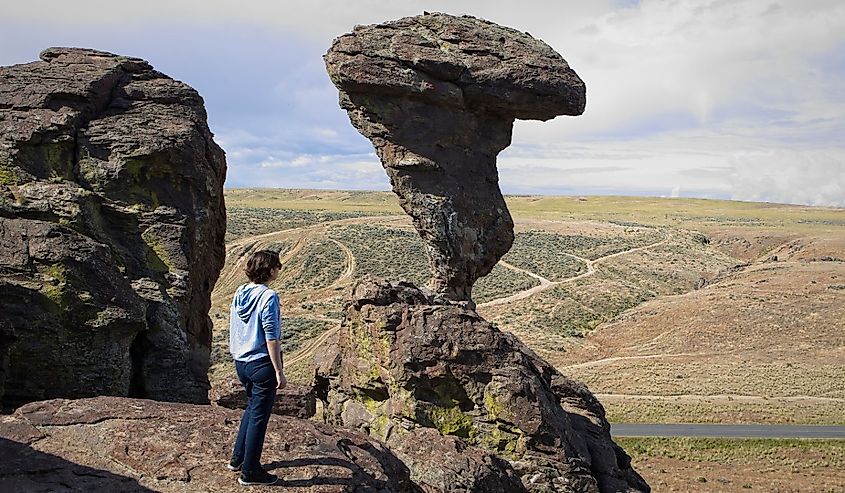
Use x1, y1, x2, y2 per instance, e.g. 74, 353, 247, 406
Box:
610, 423, 845, 439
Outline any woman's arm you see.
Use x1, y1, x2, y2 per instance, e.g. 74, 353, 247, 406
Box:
261, 291, 286, 389
266, 339, 286, 390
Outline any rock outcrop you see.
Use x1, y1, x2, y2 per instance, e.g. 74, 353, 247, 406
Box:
0, 396, 418, 492
319, 13, 646, 492
324, 12, 585, 302
0, 48, 226, 406
314, 279, 649, 492
212, 378, 318, 419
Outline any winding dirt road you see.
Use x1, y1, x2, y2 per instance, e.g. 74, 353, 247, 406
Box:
287, 327, 340, 367
217, 223, 670, 369
479, 234, 669, 308
212, 215, 404, 305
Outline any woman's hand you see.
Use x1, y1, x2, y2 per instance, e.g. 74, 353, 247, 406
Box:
276, 370, 287, 390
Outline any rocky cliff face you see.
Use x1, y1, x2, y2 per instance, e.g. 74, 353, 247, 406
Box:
314, 279, 648, 492
324, 12, 585, 302
0, 48, 226, 406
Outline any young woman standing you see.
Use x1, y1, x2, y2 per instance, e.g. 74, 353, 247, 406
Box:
227, 250, 286, 486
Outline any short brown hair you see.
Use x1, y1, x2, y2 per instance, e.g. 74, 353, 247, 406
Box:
245, 250, 282, 284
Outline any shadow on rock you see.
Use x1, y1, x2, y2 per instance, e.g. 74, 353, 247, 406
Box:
0, 437, 155, 492
0, 396, 422, 492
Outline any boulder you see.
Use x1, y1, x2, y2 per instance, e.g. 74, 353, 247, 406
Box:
387, 427, 527, 493
0, 396, 418, 492
0, 48, 226, 406
324, 12, 586, 302
211, 378, 318, 419
314, 279, 649, 493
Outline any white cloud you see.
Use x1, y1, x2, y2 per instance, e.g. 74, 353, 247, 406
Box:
499, 134, 845, 206
3, 1, 844, 206
729, 149, 845, 206
4, 1, 615, 41
513, 0, 845, 142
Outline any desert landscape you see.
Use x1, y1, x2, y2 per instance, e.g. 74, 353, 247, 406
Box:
211, 189, 845, 492
2, 3, 843, 491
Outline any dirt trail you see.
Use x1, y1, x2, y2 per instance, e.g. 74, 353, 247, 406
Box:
214, 217, 402, 369
287, 327, 339, 367
212, 215, 404, 305
479, 234, 669, 308
222, 223, 671, 369
325, 238, 355, 288
225, 215, 407, 250
561, 351, 712, 370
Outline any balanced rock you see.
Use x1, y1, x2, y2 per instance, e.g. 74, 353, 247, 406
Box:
314, 279, 649, 492
0, 396, 418, 492
0, 48, 226, 406
324, 12, 585, 302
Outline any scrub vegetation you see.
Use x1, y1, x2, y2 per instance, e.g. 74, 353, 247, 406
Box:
212, 190, 845, 430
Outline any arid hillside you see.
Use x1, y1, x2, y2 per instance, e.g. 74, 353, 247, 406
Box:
208, 189, 844, 492
559, 235, 845, 425
212, 190, 844, 425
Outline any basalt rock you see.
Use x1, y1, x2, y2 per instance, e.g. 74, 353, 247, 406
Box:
0, 396, 419, 492
314, 279, 649, 493
324, 12, 585, 302
0, 48, 226, 406
211, 378, 318, 419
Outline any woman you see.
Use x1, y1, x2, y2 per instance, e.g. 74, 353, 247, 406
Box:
227, 250, 286, 486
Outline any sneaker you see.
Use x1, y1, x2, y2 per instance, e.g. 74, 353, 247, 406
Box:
238, 469, 278, 486
227, 457, 242, 472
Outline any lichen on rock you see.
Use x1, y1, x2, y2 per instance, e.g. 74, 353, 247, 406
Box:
314, 279, 649, 492
319, 13, 648, 492
0, 48, 227, 406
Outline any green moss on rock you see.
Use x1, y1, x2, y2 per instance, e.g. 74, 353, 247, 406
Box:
369, 414, 391, 440
425, 405, 476, 439
481, 425, 524, 460
0, 165, 18, 186
40, 264, 69, 312
141, 230, 175, 273
483, 388, 506, 421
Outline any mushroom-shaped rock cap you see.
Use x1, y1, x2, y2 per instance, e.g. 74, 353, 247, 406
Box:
326, 12, 586, 121
326, 13, 586, 302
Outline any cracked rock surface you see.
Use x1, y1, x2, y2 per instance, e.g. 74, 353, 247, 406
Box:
0, 48, 226, 406
0, 396, 419, 492
314, 279, 649, 492
324, 12, 586, 301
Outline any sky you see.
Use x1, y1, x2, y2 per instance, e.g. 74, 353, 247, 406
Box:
2, 0, 844, 206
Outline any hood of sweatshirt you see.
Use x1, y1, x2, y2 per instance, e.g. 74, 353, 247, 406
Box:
232, 283, 270, 322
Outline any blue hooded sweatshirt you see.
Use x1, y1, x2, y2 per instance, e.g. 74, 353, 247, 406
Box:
229, 283, 281, 362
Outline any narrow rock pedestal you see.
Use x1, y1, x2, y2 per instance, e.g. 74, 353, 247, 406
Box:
324, 13, 586, 302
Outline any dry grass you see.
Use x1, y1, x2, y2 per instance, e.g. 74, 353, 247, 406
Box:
619, 437, 845, 492
214, 190, 845, 425
602, 396, 845, 425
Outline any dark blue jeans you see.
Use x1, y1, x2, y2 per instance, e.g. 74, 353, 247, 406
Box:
232, 356, 277, 474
